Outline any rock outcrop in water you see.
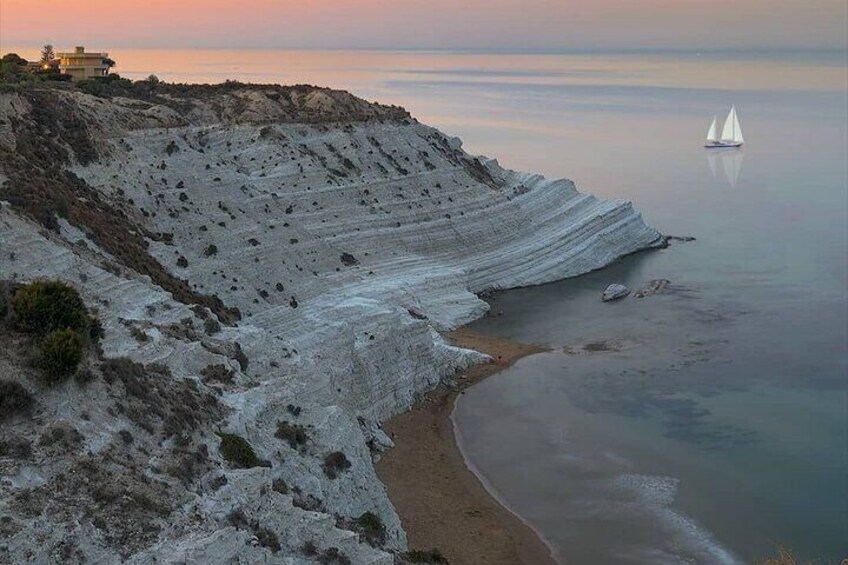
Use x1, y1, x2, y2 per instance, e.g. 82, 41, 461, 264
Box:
603, 284, 631, 302
634, 279, 671, 298
0, 82, 661, 563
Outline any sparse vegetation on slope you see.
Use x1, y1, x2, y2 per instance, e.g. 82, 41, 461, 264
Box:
3, 280, 97, 382
226, 508, 282, 553
0, 89, 242, 323
14, 447, 176, 558
77, 77, 410, 124
0, 316, 231, 558
0, 380, 34, 420
322, 451, 351, 479
218, 432, 266, 469
103, 357, 225, 437
11, 280, 93, 335
37, 328, 85, 383
352, 511, 387, 547
275, 420, 309, 449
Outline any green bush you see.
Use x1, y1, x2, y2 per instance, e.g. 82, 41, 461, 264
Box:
271, 477, 289, 494
227, 508, 249, 529
76, 75, 134, 98
0, 437, 32, 459
218, 432, 265, 469
11, 280, 89, 334
322, 451, 351, 479
353, 511, 386, 547
255, 526, 281, 553
0, 53, 28, 83
275, 420, 308, 449
302, 541, 318, 557
200, 364, 233, 384
0, 380, 35, 420
38, 329, 85, 383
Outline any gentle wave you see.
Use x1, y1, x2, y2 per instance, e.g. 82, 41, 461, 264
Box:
609, 474, 741, 565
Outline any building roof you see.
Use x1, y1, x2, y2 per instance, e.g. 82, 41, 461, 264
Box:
57, 47, 109, 58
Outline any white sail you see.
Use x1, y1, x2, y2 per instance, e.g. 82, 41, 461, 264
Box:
706, 116, 718, 142
732, 109, 744, 143
721, 106, 743, 143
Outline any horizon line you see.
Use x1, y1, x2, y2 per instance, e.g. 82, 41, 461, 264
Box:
3, 45, 846, 56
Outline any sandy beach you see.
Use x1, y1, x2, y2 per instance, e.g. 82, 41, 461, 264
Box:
375, 327, 556, 565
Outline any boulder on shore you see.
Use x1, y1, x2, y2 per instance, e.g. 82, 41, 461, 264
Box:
602, 284, 630, 302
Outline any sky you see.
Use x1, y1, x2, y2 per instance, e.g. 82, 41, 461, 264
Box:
1, 0, 846, 52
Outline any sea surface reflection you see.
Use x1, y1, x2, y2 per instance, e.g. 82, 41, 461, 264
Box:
706, 149, 744, 188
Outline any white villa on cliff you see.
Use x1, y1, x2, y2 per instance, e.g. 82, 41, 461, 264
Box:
57, 46, 112, 80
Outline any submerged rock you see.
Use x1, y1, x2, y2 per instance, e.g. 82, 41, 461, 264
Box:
658, 235, 697, 248
602, 284, 630, 302
634, 279, 671, 298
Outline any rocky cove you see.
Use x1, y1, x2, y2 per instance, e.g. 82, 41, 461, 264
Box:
0, 81, 661, 563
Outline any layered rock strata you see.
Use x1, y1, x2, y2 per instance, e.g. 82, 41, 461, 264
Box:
0, 84, 661, 563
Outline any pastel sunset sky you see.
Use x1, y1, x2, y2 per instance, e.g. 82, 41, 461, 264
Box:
1, 0, 846, 51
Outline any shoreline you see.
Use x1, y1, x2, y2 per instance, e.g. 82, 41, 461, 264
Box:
375, 327, 557, 565
451, 408, 563, 564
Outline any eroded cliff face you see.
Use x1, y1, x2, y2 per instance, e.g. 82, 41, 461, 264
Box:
0, 84, 661, 563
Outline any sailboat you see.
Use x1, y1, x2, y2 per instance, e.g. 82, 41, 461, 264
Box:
705, 106, 744, 148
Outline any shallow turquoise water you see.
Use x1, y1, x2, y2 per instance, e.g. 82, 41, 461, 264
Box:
35, 47, 844, 563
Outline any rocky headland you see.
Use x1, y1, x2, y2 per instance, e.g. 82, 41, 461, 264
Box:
0, 80, 661, 563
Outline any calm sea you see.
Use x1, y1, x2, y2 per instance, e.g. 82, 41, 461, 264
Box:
14, 47, 847, 563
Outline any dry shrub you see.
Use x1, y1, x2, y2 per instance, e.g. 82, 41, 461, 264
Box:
217, 433, 266, 469
11, 280, 90, 335
0, 380, 34, 420
38, 328, 85, 383
321, 451, 351, 479
352, 511, 386, 547
275, 421, 308, 449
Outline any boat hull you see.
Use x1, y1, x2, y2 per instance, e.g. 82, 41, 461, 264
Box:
705, 140, 743, 148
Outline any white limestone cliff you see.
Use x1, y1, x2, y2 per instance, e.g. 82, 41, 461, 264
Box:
0, 85, 661, 563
